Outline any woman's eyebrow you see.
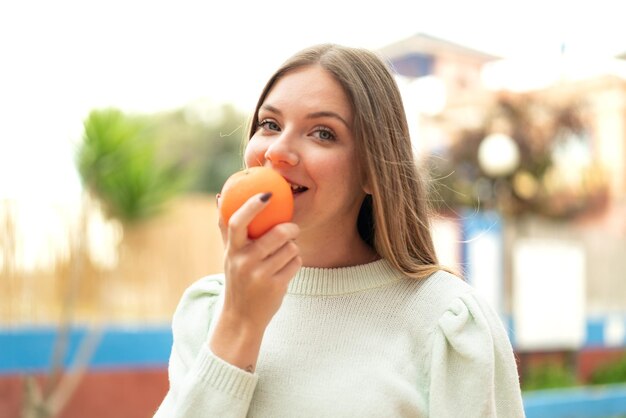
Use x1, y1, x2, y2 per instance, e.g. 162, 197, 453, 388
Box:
261, 103, 350, 129
260, 104, 282, 115
306, 111, 350, 129
261, 104, 350, 129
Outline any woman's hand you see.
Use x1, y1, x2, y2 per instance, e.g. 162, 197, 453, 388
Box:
210, 192, 301, 372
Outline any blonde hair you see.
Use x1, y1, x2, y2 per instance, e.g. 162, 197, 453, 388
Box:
248, 44, 445, 280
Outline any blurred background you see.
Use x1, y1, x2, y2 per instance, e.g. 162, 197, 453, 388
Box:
1, 1, 625, 417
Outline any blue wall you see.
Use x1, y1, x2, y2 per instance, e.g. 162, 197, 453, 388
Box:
524, 385, 626, 418
0, 326, 171, 374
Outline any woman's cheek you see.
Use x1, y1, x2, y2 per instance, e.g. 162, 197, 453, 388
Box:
243, 139, 265, 167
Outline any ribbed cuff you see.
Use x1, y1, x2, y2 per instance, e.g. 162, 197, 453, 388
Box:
194, 345, 258, 401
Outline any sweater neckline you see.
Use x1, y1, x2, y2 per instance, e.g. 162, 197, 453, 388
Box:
287, 258, 404, 296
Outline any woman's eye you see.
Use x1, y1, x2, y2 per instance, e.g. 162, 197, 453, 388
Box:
259, 120, 280, 132
314, 127, 336, 141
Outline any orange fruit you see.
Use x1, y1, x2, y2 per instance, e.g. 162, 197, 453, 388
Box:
219, 166, 294, 239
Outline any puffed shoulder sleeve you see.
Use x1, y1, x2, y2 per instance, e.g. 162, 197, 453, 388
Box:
153, 275, 258, 418
428, 292, 525, 417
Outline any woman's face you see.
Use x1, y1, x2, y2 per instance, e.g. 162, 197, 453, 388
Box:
245, 65, 367, 240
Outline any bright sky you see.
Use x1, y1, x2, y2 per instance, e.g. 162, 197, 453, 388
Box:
1, 0, 625, 202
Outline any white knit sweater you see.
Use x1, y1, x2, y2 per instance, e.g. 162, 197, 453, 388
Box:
154, 259, 525, 417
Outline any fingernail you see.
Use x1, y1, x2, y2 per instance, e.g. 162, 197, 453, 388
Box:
260, 192, 272, 202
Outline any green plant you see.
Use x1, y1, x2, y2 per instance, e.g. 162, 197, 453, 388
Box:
522, 362, 579, 391
590, 355, 626, 385
76, 108, 191, 223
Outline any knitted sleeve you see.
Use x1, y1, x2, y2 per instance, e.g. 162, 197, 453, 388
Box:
153, 275, 258, 418
428, 292, 525, 417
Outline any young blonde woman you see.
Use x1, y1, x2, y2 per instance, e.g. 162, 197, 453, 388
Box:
154, 44, 525, 417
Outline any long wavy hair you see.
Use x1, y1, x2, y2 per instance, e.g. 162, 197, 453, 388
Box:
248, 44, 445, 280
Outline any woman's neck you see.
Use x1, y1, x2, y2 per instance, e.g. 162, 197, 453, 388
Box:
296, 227, 379, 268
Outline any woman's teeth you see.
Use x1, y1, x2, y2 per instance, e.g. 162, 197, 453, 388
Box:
289, 183, 308, 194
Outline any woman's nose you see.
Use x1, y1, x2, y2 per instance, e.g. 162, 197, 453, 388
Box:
264, 132, 299, 167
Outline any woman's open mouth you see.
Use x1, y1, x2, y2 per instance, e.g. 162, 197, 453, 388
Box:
289, 182, 308, 195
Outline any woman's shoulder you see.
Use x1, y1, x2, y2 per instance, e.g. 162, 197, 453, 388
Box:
171, 274, 225, 338
165, 274, 225, 371
178, 273, 225, 305
419, 270, 511, 343
417, 269, 474, 308
392, 270, 472, 334
409, 269, 506, 333
422, 272, 524, 416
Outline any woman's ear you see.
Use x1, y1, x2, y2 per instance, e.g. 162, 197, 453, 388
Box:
362, 180, 372, 195
360, 166, 372, 195
361, 171, 372, 194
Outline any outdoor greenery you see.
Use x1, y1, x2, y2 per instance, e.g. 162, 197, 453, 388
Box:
590, 355, 626, 385
75, 103, 247, 223
76, 108, 191, 223
521, 354, 626, 392
522, 361, 579, 391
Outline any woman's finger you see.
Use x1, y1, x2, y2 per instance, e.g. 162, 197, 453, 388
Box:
252, 238, 300, 274
227, 192, 273, 249
250, 223, 300, 260
216, 193, 228, 244
274, 255, 303, 288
